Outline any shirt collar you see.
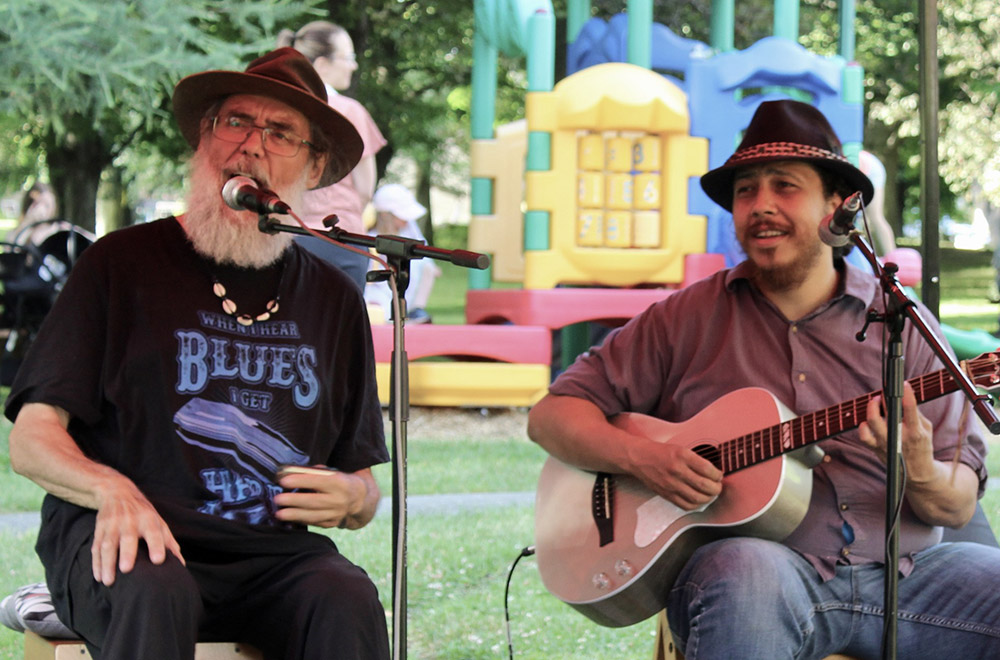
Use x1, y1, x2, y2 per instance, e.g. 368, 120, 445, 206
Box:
839, 258, 881, 306
724, 258, 880, 311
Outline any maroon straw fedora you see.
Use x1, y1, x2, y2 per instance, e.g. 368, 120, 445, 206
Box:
700, 100, 874, 212
172, 47, 362, 187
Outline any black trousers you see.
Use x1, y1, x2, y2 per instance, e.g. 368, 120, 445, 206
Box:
57, 539, 390, 660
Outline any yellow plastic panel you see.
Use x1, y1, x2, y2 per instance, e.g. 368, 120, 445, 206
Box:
577, 210, 604, 246
578, 133, 604, 170
633, 211, 662, 248
577, 172, 604, 207
604, 136, 633, 172
467, 120, 528, 282
605, 173, 634, 210
633, 173, 661, 210
633, 135, 661, 171
523, 63, 709, 289
604, 211, 632, 248
375, 362, 551, 407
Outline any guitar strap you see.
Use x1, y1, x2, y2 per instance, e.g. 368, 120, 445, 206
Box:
592, 473, 615, 546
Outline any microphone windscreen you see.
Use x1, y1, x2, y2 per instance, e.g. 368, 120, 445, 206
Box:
222, 176, 256, 211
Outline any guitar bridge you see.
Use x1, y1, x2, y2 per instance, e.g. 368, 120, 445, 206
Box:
592, 472, 615, 547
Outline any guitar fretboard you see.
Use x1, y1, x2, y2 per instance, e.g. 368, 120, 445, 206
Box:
709, 356, 994, 474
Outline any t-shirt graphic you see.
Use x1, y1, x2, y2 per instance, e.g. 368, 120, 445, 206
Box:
173, 397, 309, 524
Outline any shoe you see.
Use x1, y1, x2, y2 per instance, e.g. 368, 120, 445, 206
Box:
406, 308, 432, 324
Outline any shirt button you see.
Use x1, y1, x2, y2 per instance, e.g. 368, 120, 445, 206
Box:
791, 325, 798, 333
798, 373, 807, 382
841, 548, 851, 557
823, 455, 832, 463
840, 503, 849, 511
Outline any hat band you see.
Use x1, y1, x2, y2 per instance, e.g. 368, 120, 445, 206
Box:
724, 141, 849, 167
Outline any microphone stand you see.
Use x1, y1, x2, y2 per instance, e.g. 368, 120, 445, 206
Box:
850, 231, 999, 660
259, 214, 489, 660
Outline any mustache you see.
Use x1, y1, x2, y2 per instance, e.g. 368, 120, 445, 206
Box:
222, 166, 269, 190
746, 220, 790, 234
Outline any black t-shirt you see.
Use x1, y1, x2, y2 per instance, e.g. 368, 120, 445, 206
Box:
5, 218, 389, 578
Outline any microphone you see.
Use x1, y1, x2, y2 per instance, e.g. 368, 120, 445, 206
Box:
818, 191, 863, 247
221, 176, 290, 215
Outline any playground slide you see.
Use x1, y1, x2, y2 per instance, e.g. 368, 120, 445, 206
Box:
942, 325, 1000, 361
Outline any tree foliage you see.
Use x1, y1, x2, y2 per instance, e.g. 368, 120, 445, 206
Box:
0, 0, 314, 229
801, 0, 1000, 227
324, 0, 528, 226
2, 0, 998, 239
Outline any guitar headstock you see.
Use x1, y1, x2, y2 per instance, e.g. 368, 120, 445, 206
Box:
967, 351, 1000, 391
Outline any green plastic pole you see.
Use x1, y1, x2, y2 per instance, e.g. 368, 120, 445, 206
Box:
567, 0, 591, 45
626, 0, 652, 68
710, 0, 735, 51
469, 21, 497, 289
773, 0, 799, 41
470, 32, 497, 141
526, 6, 555, 92
838, 0, 857, 60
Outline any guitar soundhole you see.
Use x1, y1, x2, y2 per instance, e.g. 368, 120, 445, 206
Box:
693, 444, 722, 470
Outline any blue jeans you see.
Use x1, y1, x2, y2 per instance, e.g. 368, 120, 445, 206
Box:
667, 537, 1000, 659
294, 236, 368, 291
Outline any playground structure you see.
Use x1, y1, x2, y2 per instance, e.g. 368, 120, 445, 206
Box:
368, 0, 998, 408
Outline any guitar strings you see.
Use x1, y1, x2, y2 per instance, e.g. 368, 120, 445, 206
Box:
718, 354, 993, 476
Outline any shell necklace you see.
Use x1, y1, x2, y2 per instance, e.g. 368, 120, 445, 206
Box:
210, 261, 286, 327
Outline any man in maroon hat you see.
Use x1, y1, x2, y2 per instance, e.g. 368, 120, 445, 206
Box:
5, 49, 389, 659
528, 100, 1000, 657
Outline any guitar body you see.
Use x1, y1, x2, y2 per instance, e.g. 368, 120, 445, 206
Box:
534, 388, 815, 628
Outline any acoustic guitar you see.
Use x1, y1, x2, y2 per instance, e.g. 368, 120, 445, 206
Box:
534, 352, 1000, 628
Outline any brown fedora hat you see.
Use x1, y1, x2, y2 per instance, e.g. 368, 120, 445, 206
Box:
700, 100, 874, 212
172, 47, 362, 187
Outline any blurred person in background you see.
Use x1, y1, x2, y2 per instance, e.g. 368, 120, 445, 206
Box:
278, 20, 387, 290
13, 181, 58, 246
364, 183, 440, 324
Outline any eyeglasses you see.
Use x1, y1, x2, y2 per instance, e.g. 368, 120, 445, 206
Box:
211, 115, 313, 158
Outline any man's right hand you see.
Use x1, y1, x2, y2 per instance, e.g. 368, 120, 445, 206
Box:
92, 481, 185, 585
528, 394, 724, 512
9, 402, 186, 586
632, 441, 723, 511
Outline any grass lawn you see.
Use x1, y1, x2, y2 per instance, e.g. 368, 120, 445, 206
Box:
933, 247, 999, 332
0, 244, 998, 658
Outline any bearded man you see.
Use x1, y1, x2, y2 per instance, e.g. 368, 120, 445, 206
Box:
6, 48, 389, 660
528, 100, 1000, 658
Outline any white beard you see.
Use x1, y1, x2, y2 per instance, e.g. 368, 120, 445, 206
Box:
182, 149, 305, 268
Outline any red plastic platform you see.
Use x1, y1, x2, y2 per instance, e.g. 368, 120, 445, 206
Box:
882, 247, 921, 287
369, 323, 551, 364
464, 287, 674, 328
465, 252, 725, 329
368, 324, 553, 407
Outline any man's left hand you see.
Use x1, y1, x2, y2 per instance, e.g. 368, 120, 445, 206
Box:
858, 382, 936, 480
858, 381, 978, 527
273, 466, 376, 529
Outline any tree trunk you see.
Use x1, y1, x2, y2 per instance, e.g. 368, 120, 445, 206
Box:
101, 167, 133, 233
43, 118, 110, 234
414, 160, 434, 245
867, 121, 902, 237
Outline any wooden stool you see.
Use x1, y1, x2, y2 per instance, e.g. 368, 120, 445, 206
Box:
652, 610, 682, 660
24, 630, 263, 660
653, 610, 860, 660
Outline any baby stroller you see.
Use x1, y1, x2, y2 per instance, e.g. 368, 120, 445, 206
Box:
0, 219, 95, 385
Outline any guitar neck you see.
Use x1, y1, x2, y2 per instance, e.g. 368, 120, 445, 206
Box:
717, 365, 966, 474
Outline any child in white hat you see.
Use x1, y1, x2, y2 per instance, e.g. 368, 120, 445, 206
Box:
365, 183, 440, 323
